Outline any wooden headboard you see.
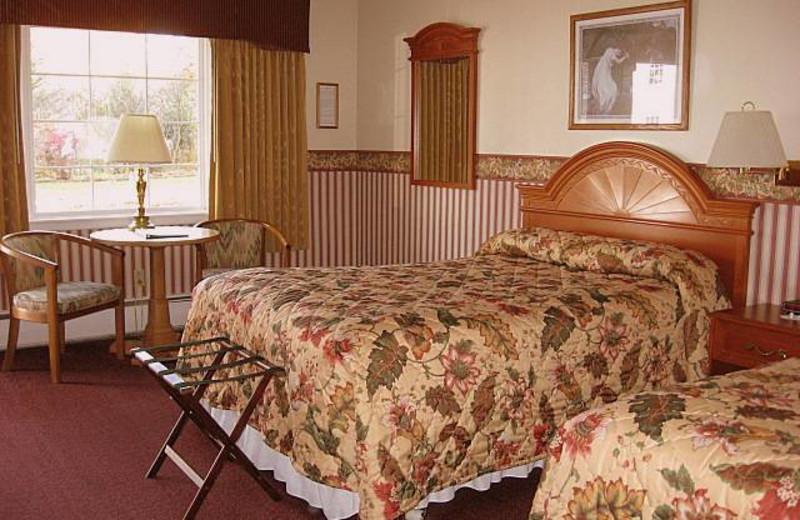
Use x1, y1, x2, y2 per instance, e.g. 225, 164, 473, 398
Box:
519, 141, 758, 308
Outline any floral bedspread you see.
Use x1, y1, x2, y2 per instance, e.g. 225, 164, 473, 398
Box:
529, 358, 800, 520
181, 227, 729, 520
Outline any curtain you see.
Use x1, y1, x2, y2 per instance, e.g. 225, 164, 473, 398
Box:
419, 58, 470, 185
210, 39, 308, 250
0, 24, 29, 235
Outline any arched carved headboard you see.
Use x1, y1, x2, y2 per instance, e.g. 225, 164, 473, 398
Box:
519, 142, 758, 307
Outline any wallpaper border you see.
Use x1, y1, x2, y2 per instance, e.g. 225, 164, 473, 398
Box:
308, 150, 800, 202
308, 150, 410, 173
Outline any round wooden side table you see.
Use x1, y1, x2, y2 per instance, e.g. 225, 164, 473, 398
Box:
90, 226, 219, 349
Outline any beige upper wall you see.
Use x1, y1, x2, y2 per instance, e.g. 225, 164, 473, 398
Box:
306, 0, 359, 150
355, 0, 800, 162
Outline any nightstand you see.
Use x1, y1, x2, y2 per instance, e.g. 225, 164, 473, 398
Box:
710, 304, 800, 374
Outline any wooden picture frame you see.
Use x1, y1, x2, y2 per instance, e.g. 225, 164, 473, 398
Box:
569, 0, 691, 130
316, 82, 339, 129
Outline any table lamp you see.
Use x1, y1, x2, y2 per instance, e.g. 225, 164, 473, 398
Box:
707, 101, 787, 178
107, 114, 172, 230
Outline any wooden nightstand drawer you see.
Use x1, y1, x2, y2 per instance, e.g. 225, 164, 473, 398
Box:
712, 321, 799, 368
711, 305, 800, 372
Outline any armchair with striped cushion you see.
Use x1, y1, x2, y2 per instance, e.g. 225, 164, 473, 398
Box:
0, 231, 126, 383
193, 219, 291, 285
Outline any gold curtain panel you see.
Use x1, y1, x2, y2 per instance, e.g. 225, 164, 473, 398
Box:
210, 40, 309, 250
418, 58, 470, 185
0, 24, 30, 235
405, 23, 480, 189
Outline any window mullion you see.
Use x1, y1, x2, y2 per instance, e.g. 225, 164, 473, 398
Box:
145, 33, 152, 208
88, 30, 96, 213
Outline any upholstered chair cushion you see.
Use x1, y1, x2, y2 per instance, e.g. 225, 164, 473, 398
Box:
4, 234, 58, 292
13, 281, 121, 315
200, 221, 263, 269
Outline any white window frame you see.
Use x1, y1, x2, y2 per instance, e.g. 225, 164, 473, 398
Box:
20, 26, 211, 230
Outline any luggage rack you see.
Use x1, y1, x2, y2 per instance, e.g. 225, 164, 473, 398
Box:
132, 337, 286, 520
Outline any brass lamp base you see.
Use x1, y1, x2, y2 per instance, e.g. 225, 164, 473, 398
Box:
128, 215, 155, 230
128, 166, 155, 231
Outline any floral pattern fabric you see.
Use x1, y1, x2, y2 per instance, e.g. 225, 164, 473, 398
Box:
180, 228, 729, 520
14, 281, 121, 314
479, 228, 728, 314
530, 357, 800, 520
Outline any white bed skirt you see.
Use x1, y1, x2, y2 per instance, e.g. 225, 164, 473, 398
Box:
207, 405, 543, 520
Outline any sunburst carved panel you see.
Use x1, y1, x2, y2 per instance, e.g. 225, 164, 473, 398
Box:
557, 160, 697, 224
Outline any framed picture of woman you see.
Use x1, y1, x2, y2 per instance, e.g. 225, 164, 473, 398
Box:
569, 0, 691, 130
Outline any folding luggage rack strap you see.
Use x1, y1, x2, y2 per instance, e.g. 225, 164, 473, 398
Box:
132, 337, 286, 520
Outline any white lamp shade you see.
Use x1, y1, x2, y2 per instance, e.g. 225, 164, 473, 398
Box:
106, 114, 172, 164
707, 110, 787, 169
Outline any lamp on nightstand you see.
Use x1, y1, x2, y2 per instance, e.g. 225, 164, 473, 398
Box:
707, 101, 788, 180
107, 114, 172, 230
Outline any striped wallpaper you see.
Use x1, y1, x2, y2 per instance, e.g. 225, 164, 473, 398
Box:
3, 169, 795, 313
749, 201, 800, 305
303, 170, 521, 267
305, 169, 797, 306
0, 230, 199, 310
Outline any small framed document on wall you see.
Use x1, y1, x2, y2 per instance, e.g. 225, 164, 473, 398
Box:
316, 82, 339, 129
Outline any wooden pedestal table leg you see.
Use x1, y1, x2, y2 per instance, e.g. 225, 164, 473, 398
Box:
142, 246, 180, 347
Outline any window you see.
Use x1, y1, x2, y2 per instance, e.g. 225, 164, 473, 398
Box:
22, 27, 209, 220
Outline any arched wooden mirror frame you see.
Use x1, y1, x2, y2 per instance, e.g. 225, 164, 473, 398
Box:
405, 23, 480, 189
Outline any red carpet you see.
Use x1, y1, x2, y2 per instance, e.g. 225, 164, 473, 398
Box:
0, 341, 539, 519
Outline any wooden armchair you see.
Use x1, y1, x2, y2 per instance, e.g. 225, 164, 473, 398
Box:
0, 231, 126, 383
193, 219, 291, 285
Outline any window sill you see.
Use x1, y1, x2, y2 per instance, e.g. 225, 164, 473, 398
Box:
31, 211, 210, 232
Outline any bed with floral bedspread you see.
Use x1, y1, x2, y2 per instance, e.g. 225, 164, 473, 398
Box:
180, 227, 730, 520
529, 357, 800, 520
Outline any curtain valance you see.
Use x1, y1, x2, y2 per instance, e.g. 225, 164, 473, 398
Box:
0, 0, 310, 52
